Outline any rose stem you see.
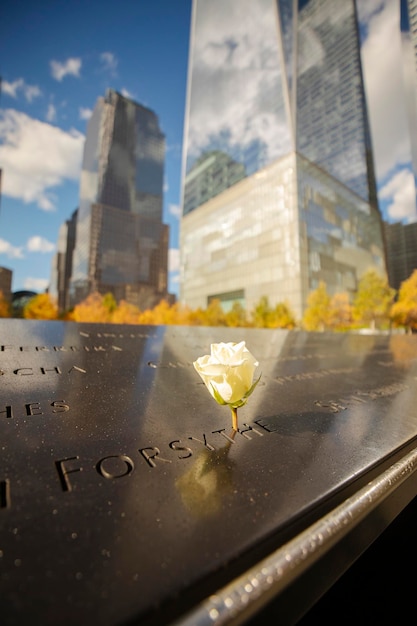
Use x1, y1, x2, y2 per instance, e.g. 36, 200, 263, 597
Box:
231, 407, 238, 431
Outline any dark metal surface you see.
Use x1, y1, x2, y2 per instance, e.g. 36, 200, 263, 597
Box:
1, 320, 416, 625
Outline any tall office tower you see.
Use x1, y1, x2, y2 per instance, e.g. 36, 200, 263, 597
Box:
50, 208, 78, 312
180, 0, 386, 319
70, 89, 168, 309
383, 221, 417, 291
401, 0, 417, 192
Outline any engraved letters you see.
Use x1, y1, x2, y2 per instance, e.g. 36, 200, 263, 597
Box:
139, 447, 172, 468
96, 455, 135, 479
0, 400, 69, 419
52, 423, 269, 492
169, 440, 193, 459
55, 457, 83, 492
0, 367, 86, 376
1, 344, 123, 352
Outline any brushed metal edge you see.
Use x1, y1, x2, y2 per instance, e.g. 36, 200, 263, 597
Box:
173, 445, 417, 626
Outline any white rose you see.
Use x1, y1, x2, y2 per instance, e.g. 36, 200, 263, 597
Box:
193, 341, 259, 408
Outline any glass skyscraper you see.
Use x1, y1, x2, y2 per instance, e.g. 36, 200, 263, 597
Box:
384, 220, 417, 291
401, 0, 417, 191
50, 208, 77, 312
70, 89, 168, 308
180, 0, 386, 319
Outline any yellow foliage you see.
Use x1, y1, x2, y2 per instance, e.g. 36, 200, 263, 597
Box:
23, 293, 58, 320
201, 299, 227, 326
137, 299, 190, 325
352, 269, 394, 329
186, 307, 206, 326
154, 300, 181, 324
328, 292, 353, 330
302, 282, 331, 331
225, 302, 248, 327
111, 300, 141, 324
251, 297, 296, 329
390, 269, 417, 331
0, 290, 11, 318
72, 292, 112, 323
269, 302, 297, 329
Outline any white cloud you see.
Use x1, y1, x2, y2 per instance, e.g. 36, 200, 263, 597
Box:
0, 109, 84, 211
168, 248, 180, 272
46, 103, 57, 122
100, 51, 118, 74
2, 78, 41, 102
25, 85, 42, 102
0, 238, 24, 259
169, 203, 181, 219
24, 277, 49, 292
27, 236, 56, 253
121, 88, 135, 100
50, 57, 82, 81
359, 1, 412, 180
379, 168, 417, 222
2, 78, 24, 98
79, 107, 93, 120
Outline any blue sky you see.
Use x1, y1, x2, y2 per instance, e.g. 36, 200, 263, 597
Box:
0, 0, 416, 297
0, 0, 192, 295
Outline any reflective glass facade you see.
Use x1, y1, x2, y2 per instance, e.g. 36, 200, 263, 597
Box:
401, 0, 417, 189
70, 90, 168, 307
50, 209, 77, 312
383, 221, 417, 291
296, 0, 376, 201
183, 0, 292, 192
180, 0, 386, 319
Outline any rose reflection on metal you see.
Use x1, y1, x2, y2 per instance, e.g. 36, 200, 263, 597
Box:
193, 341, 260, 431
176, 433, 236, 518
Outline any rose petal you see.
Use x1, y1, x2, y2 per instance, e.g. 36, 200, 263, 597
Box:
194, 342, 259, 407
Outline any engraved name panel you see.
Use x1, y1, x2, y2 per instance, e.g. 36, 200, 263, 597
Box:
0, 320, 416, 625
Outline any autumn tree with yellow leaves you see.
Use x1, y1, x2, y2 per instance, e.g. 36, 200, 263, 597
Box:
23, 293, 58, 320
34, 272, 414, 332
72, 292, 114, 323
328, 292, 353, 331
225, 302, 248, 327
302, 281, 332, 331
111, 300, 141, 324
390, 269, 417, 333
137, 299, 189, 325
251, 296, 273, 328
250, 296, 296, 329
352, 269, 395, 331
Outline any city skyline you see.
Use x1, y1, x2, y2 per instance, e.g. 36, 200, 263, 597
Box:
0, 0, 416, 299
